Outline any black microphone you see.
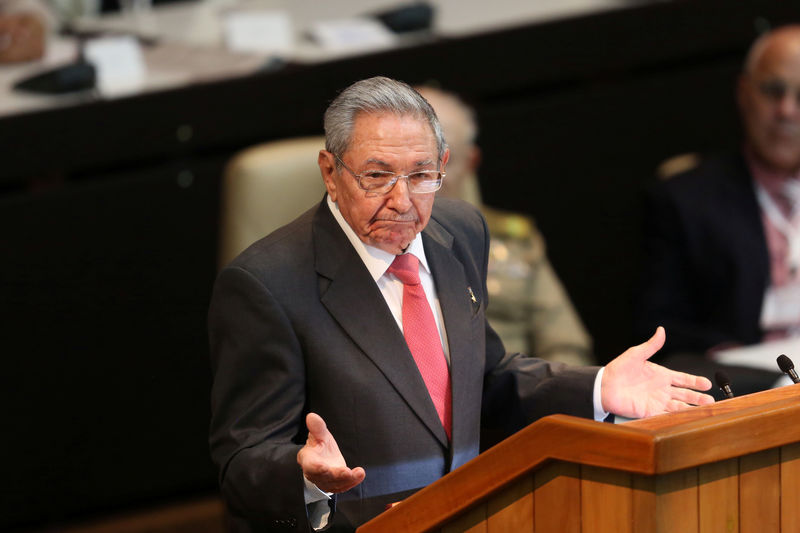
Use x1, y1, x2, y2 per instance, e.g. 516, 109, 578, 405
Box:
13, 28, 96, 95
777, 354, 800, 384
13, 60, 96, 94
715, 370, 734, 399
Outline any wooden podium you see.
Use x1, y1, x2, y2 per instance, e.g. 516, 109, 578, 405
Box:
357, 385, 800, 532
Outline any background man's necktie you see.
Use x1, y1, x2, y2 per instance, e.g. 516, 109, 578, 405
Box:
388, 253, 452, 440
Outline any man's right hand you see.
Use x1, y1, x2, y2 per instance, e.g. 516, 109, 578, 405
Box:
297, 412, 365, 493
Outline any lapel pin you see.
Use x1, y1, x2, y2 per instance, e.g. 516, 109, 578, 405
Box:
467, 286, 477, 304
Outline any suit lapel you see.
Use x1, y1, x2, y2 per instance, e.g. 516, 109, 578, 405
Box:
730, 154, 770, 286
728, 154, 771, 332
312, 202, 449, 446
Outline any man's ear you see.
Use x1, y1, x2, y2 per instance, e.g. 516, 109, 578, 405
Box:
467, 145, 482, 174
319, 150, 338, 201
440, 147, 450, 172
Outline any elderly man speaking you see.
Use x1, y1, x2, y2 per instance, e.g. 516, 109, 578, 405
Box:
208, 76, 712, 532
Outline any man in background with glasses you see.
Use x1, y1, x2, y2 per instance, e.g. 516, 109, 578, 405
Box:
209, 76, 712, 532
637, 25, 800, 397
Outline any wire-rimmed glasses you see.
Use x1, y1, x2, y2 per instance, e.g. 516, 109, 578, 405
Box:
334, 154, 445, 195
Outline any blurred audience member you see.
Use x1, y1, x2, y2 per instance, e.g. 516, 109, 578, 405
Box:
637, 25, 800, 394
417, 86, 593, 365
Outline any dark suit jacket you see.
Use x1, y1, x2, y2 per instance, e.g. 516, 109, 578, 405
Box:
636, 152, 771, 355
208, 197, 598, 532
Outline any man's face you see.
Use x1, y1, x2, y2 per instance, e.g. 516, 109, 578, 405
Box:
738, 33, 800, 172
319, 112, 447, 255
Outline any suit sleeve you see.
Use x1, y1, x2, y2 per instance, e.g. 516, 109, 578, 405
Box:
208, 265, 311, 532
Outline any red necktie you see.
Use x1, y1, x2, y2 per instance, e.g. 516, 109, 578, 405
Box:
388, 253, 452, 440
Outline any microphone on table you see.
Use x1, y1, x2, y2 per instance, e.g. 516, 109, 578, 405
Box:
777, 354, 800, 384
715, 370, 734, 399
13, 26, 96, 95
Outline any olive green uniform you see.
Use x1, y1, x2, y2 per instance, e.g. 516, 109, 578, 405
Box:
482, 206, 593, 365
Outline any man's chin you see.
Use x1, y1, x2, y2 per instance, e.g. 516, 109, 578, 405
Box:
367, 230, 418, 255
760, 149, 800, 173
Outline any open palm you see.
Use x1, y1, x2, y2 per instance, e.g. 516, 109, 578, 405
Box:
601, 327, 714, 419
297, 413, 366, 493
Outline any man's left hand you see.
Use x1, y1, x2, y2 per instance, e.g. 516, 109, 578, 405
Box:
601, 326, 714, 418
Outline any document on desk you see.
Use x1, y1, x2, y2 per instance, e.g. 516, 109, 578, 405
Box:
84, 36, 146, 96
308, 17, 397, 53
223, 9, 293, 55
712, 337, 800, 371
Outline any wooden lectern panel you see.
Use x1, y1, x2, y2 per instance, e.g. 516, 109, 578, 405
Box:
581, 466, 632, 533
358, 386, 800, 533
630, 469, 699, 533
534, 463, 580, 533
741, 449, 781, 532
782, 443, 800, 531
698, 458, 738, 533
422, 452, 798, 532
486, 476, 533, 531
441, 507, 485, 533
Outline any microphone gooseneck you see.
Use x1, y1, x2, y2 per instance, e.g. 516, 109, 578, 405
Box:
714, 370, 735, 399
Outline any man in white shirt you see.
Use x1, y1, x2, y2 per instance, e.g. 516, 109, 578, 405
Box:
638, 25, 800, 396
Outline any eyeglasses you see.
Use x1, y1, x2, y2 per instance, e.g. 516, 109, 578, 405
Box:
334, 154, 445, 195
757, 79, 800, 106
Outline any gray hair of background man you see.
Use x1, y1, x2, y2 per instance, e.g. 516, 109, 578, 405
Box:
416, 86, 478, 149
323, 76, 447, 164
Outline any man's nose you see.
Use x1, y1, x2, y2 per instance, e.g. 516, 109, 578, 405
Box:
777, 90, 800, 118
386, 177, 413, 210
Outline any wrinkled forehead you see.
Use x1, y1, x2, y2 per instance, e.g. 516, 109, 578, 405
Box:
347, 112, 439, 156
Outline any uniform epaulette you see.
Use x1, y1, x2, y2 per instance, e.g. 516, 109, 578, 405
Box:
481, 205, 535, 239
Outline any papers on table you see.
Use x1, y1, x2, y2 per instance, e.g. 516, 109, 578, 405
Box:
712, 337, 800, 388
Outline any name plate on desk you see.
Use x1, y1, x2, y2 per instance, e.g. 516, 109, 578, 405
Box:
308, 18, 397, 53
84, 36, 146, 96
223, 9, 293, 55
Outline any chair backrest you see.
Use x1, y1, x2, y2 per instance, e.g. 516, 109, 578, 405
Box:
218, 135, 326, 268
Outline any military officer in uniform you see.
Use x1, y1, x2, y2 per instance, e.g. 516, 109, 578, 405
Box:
416, 85, 593, 365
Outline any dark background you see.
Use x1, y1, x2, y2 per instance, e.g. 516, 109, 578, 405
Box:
1, 0, 796, 530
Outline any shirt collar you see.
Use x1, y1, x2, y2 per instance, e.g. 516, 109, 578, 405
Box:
746, 143, 800, 186
326, 194, 431, 281
745, 144, 800, 215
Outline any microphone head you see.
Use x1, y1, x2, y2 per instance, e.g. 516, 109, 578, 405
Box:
777, 354, 795, 373
714, 370, 731, 388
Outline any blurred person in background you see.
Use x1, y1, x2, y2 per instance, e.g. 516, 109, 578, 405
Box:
0, 0, 51, 62
637, 25, 800, 395
416, 85, 594, 366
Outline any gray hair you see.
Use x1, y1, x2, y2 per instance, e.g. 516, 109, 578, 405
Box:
324, 76, 447, 163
